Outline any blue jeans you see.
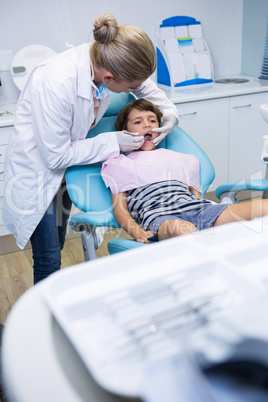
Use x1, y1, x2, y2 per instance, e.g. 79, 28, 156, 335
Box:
30, 182, 72, 284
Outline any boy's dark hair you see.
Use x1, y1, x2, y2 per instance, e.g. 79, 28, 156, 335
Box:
115, 99, 163, 131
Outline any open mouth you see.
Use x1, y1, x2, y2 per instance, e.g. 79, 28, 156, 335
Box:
144, 133, 152, 141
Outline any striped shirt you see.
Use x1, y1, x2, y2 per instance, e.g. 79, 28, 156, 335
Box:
127, 180, 211, 230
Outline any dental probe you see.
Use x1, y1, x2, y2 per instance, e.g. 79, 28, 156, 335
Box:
123, 130, 140, 137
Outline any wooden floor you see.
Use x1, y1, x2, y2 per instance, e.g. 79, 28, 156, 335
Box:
0, 228, 131, 325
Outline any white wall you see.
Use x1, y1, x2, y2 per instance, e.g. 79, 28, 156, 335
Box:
1, 0, 243, 79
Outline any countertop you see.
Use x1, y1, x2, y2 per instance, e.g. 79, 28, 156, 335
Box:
0, 103, 16, 128
1, 76, 268, 128
159, 75, 268, 104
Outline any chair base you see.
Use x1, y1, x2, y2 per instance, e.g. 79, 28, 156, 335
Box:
81, 230, 97, 261
108, 238, 147, 255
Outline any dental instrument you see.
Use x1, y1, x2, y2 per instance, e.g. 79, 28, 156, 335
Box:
123, 130, 139, 136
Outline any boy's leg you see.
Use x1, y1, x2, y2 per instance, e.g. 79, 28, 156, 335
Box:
158, 219, 197, 241
213, 199, 268, 227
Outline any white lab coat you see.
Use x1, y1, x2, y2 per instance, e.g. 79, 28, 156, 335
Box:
3, 43, 178, 249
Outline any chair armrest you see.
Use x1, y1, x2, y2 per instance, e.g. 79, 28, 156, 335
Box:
70, 212, 120, 232
108, 238, 147, 254
165, 126, 215, 196
215, 179, 268, 201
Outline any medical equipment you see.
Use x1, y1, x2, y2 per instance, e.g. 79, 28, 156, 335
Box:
65, 93, 268, 261
123, 130, 139, 136
261, 135, 268, 163
11, 66, 27, 76
0, 45, 57, 105
10, 44, 57, 91
259, 103, 268, 199
41, 217, 268, 399
155, 16, 214, 89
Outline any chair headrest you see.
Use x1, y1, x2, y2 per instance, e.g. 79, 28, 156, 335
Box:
104, 92, 136, 117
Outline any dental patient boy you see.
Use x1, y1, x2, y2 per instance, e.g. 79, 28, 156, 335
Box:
101, 99, 268, 244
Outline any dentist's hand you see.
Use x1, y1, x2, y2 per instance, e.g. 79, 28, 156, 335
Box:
152, 114, 178, 146
116, 131, 144, 152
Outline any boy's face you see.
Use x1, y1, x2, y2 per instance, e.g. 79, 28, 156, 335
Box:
126, 108, 160, 151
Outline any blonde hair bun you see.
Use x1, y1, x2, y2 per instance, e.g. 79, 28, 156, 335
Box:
91, 14, 156, 81
93, 13, 118, 44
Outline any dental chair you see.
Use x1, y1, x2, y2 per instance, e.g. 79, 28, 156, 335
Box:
65, 93, 268, 261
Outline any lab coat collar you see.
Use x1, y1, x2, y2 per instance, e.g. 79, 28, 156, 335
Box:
94, 96, 111, 127
76, 43, 110, 126
77, 43, 110, 101
76, 43, 96, 100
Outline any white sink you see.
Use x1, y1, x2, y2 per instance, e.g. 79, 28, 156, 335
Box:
215, 78, 249, 84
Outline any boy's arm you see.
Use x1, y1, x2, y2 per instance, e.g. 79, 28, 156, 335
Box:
112, 192, 154, 244
189, 186, 203, 200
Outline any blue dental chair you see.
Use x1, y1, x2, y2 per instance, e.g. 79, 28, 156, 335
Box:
65, 93, 268, 261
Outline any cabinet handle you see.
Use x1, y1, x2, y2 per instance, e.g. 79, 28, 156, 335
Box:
179, 111, 198, 117
232, 104, 252, 109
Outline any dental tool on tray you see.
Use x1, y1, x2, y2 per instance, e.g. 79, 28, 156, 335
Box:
42, 219, 268, 399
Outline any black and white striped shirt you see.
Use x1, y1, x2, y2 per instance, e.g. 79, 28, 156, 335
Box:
127, 180, 211, 230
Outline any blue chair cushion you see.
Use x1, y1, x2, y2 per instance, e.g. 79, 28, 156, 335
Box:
70, 211, 120, 231
103, 92, 136, 117
66, 165, 113, 213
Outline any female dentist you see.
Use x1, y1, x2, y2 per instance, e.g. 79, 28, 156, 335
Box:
3, 13, 178, 284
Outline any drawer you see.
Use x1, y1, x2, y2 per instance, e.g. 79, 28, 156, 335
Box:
0, 181, 3, 197
0, 145, 7, 164
0, 163, 4, 181
0, 222, 9, 236
0, 208, 9, 236
0, 200, 10, 235
0, 126, 12, 145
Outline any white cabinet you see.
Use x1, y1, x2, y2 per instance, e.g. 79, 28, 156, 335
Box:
176, 91, 268, 191
176, 98, 229, 189
229, 92, 268, 182
0, 126, 12, 236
